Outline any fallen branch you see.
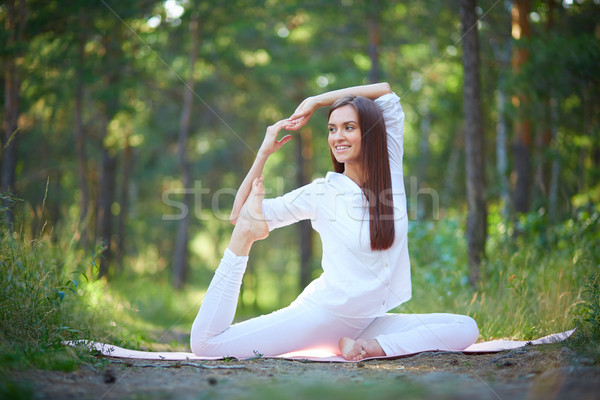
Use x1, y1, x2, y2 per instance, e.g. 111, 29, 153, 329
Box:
108, 360, 246, 370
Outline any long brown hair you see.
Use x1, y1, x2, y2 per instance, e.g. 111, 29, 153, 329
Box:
328, 95, 395, 250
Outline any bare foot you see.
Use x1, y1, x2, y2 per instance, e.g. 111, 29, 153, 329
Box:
236, 176, 269, 242
339, 337, 386, 361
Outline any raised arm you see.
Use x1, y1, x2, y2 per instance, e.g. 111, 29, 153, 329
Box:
289, 82, 392, 130
229, 119, 294, 224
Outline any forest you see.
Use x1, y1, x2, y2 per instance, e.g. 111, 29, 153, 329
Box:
1, 0, 600, 378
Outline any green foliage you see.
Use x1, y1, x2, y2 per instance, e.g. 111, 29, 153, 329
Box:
0, 225, 112, 370
570, 274, 600, 363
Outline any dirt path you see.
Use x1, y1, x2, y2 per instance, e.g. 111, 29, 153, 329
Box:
11, 344, 600, 400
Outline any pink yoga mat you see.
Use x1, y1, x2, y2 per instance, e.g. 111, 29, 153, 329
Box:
67, 329, 575, 363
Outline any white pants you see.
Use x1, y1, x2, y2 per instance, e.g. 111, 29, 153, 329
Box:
190, 249, 479, 358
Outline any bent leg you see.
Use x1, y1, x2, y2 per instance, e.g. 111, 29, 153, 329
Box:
358, 313, 479, 357
191, 176, 371, 357
192, 300, 370, 358
190, 249, 249, 349
190, 176, 267, 353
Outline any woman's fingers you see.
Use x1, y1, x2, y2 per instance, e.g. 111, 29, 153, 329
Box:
276, 134, 292, 146
260, 120, 294, 156
286, 115, 310, 131
268, 118, 294, 133
291, 97, 316, 121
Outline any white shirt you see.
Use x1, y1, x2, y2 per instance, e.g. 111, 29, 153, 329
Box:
262, 92, 410, 318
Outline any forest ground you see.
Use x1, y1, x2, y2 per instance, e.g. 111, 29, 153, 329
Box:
10, 342, 600, 400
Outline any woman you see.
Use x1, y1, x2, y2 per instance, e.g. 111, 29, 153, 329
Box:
190, 82, 478, 361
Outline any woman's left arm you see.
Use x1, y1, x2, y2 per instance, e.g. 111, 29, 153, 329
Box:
288, 82, 392, 130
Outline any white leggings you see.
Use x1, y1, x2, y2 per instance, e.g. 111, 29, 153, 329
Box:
190, 249, 479, 358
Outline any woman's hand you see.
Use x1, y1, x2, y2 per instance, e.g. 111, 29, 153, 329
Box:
288, 96, 319, 131
257, 119, 294, 158
288, 84, 392, 131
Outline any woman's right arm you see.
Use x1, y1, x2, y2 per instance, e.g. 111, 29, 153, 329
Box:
229, 119, 294, 224
289, 82, 392, 130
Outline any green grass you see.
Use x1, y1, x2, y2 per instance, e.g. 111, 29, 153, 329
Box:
0, 230, 113, 371
570, 273, 600, 362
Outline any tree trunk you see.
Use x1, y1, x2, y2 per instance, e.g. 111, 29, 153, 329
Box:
116, 142, 133, 273
96, 25, 123, 279
593, 110, 600, 187
97, 145, 117, 278
417, 106, 431, 220
295, 126, 313, 289
75, 8, 89, 248
535, 0, 558, 201
172, 12, 200, 289
366, 0, 381, 83
579, 84, 591, 193
460, 0, 487, 287
494, 0, 512, 221
511, 0, 532, 214
1, 0, 25, 230
548, 97, 560, 223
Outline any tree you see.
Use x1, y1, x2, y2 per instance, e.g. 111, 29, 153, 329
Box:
491, 0, 513, 221
1, 0, 26, 230
460, 0, 487, 287
511, 0, 532, 214
74, 6, 90, 248
172, 11, 200, 289
366, 0, 382, 83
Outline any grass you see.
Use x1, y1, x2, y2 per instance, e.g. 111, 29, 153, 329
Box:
570, 273, 600, 362
0, 229, 113, 371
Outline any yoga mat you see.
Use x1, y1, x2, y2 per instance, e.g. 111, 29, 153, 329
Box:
67, 329, 575, 363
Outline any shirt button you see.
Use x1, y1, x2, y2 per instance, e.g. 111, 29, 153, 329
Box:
385, 263, 389, 268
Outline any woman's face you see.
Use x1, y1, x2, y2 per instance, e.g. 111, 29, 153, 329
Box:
328, 105, 362, 166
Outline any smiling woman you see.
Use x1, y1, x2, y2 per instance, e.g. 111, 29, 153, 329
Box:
189, 83, 478, 361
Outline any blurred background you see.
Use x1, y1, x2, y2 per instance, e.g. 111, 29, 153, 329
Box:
1, 0, 599, 353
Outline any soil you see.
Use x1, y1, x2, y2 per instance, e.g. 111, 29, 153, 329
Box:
9, 344, 600, 399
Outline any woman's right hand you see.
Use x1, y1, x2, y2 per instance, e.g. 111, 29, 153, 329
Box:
257, 119, 294, 158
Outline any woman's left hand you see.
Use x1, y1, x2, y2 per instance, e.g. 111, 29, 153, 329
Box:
288, 97, 319, 131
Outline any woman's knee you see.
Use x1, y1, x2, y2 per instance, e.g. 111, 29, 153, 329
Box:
459, 315, 479, 344
190, 333, 203, 356
190, 330, 214, 356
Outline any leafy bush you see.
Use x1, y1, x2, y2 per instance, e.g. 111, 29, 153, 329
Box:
0, 229, 110, 370
571, 274, 600, 363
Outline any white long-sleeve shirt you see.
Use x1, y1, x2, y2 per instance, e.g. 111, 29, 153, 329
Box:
262, 92, 410, 318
